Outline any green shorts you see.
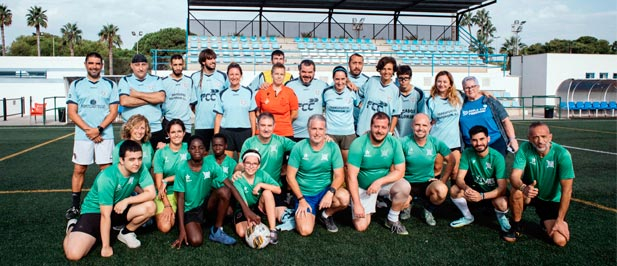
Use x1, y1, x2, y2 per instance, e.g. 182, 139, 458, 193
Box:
155, 193, 177, 215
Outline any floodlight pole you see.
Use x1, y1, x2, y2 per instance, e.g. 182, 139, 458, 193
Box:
132, 31, 144, 54
511, 20, 526, 56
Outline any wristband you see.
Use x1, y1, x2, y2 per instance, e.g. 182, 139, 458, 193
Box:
164, 205, 171, 208
97, 126, 104, 133
481, 193, 485, 200
162, 179, 168, 185
297, 196, 305, 202
328, 186, 336, 194
519, 184, 527, 192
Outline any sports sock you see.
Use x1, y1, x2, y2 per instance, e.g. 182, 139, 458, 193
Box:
387, 209, 400, 222
452, 197, 473, 219
494, 208, 508, 219
71, 192, 81, 208
121, 226, 134, 235
322, 211, 330, 219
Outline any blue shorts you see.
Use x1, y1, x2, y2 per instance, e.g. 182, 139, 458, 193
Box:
294, 187, 329, 215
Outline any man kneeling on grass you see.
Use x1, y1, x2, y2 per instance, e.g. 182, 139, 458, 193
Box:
63, 140, 156, 260
449, 125, 511, 237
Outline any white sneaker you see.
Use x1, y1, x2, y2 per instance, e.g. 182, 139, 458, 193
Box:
66, 218, 77, 234
424, 208, 436, 226
117, 230, 141, 248
400, 206, 411, 221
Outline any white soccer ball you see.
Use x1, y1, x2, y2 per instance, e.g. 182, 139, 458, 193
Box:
245, 223, 270, 249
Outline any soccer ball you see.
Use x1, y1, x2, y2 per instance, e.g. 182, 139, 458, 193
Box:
245, 223, 270, 249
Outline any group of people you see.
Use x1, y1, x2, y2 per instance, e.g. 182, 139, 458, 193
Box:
62, 49, 574, 261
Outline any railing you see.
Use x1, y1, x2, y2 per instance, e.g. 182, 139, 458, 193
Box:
35, 96, 67, 125
531, 96, 561, 120
497, 96, 564, 120
2, 97, 26, 121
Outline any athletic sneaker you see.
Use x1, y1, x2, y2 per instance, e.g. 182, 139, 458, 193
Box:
376, 197, 388, 208
502, 229, 517, 243
66, 218, 77, 234
117, 230, 141, 248
269, 230, 279, 245
65, 206, 80, 220
276, 209, 296, 231
496, 215, 512, 232
400, 206, 411, 221
209, 227, 236, 245
450, 216, 474, 228
319, 213, 339, 233
423, 208, 436, 226
385, 220, 409, 235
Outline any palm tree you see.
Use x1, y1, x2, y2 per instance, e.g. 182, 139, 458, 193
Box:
500, 36, 527, 56
98, 24, 122, 75
26, 5, 48, 57
459, 12, 473, 36
61, 23, 82, 56
0, 4, 12, 56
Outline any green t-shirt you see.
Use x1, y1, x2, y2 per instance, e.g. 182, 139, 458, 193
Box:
174, 159, 227, 212
459, 147, 506, 192
112, 140, 154, 171
81, 164, 154, 214
348, 134, 405, 190
153, 143, 189, 194
206, 154, 237, 181
288, 140, 344, 196
240, 135, 296, 185
401, 135, 451, 183
513, 141, 575, 202
233, 169, 279, 206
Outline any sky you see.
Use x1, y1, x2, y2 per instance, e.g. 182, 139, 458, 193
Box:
2, 0, 616, 52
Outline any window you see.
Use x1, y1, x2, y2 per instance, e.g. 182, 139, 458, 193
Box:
599, 73, 608, 79
613, 73, 617, 79
585, 72, 595, 79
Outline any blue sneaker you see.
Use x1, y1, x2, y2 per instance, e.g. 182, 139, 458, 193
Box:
496, 215, 512, 232
209, 227, 236, 245
450, 216, 474, 228
275, 209, 296, 231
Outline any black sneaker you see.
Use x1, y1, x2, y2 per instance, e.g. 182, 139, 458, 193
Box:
502, 229, 517, 243
319, 213, 339, 233
269, 230, 279, 245
65, 206, 80, 220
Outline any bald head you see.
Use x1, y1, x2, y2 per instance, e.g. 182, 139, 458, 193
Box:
412, 113, 431, 140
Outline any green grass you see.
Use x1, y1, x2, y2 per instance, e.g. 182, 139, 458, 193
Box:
0, 121, 616, 265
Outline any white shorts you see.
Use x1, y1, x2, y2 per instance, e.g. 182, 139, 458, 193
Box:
351, 182, 394, 218
72, 139, 114, 165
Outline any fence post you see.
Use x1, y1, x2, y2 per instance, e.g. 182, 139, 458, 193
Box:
21, 97, 25, 117
2, 98, 6, 121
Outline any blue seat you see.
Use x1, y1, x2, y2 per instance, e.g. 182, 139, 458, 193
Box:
392, 44, 400, 51
609, 101, 617, 116
251, 36, 258, 42
386, 39, 393, 44
272, 43, 280, 49
231, 42, 239, 49
242, 43, 250, 49
262, 42, 270, 49
240, 36, 248, 42
395, 39, 402, 44
260, 36, 267, 42
592, 101, 601, 116
230, 36, 237, 42
294, 37, 302, 43
321, 37, 329, 43
297, 43, 306, 49
221, 36, 228, 42
270, 36, 277, 42
210, 36, 218, 42
316, 43, 325, 50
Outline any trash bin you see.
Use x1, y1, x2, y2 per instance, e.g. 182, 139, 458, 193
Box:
544, 106, 554, 118
58, 107, 66, 122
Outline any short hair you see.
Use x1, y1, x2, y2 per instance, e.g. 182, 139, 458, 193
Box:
188, 134, 206, 147
198, 48, 216, 65
332, 65, 348, 77
212, 133, 227, 145
271, 63, 285, 73
85, 52, 103, 63
397, 65, 412, 77
119, 140, 142, 159
348, 53, 363, 63
257, 112, 275, 124
271, 50, 285, 60
461, 76, 479, 88
170, 54, 184, 62
242, 149, 261, 163
121, 114, 151, 142
307, 114, 327, 129
528, 121, 549, 135
376, 56, 398, 72
227, 62, 243, 75
165, 119, 186, 134
469, 125, 488, 138
298, 59, 315, 71
370, 111, 391, 126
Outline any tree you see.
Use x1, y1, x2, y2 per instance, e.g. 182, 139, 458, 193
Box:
500, 36, 527, 70
132, 27, 186, 69
26, 5, 48, 57
459, 12, 473, 36
61, 22, 82, 56
98, 24, 122, 75
0, 4, 12, 56
472, 9, 496, 55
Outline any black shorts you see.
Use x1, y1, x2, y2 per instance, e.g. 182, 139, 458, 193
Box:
150, 130, 167, 148
72, 205, 131, 240
220, 128, 252, 152
409, 181, 435, 200
463, 172, 496, 193
184, 199, 209, 224
529, 198, 561, 223
233, 205, 263, 225
195, 129, 215, 150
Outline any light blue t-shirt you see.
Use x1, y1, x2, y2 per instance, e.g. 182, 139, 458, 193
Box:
67, 77, 119, 140
356, 76, 402, 135
118, 74, 164, 132
424, 93, 463, 149
286, 78, 328, 139
161, 75, 196, 132
322, 86, 358, 135
191, 70, 229, 130
214, 85, 256, 129
459, 96, 501, 145
396, 86, 426, 138
348, 73, 369, 127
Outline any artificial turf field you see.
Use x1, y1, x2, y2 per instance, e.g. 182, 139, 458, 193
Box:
0, 120, 615, 265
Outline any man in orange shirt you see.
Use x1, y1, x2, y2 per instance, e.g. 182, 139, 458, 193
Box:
255, 63, 299, 137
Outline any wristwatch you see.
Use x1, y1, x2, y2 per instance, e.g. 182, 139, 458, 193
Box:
97, 126, 104, 133
328, 186, 336, 194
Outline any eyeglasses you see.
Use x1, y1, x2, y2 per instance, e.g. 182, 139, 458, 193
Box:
463, 84, 479, 90
398, 77, 410, 81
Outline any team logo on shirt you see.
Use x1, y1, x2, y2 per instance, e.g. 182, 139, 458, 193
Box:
203, 172, 211, 180
115, 184, 122, 192
240, 100, 247, 106
407, 147, 413, 154
546, 160, 555, 168
426, 148, 433, 156
303, 153, 309, 160
299, 98, 319, 111
530, 157, 537, 165
321, 154, 328, 161
485, 162, 492, 169
270, 145, 277, 153
127, 177, 134, 185
90, 99, 97, 105
185, 174, 192, 183
222, 166, 229, 173
381, 149, 389, 158
180, 153, 188, 161
364, 150, 371, 157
